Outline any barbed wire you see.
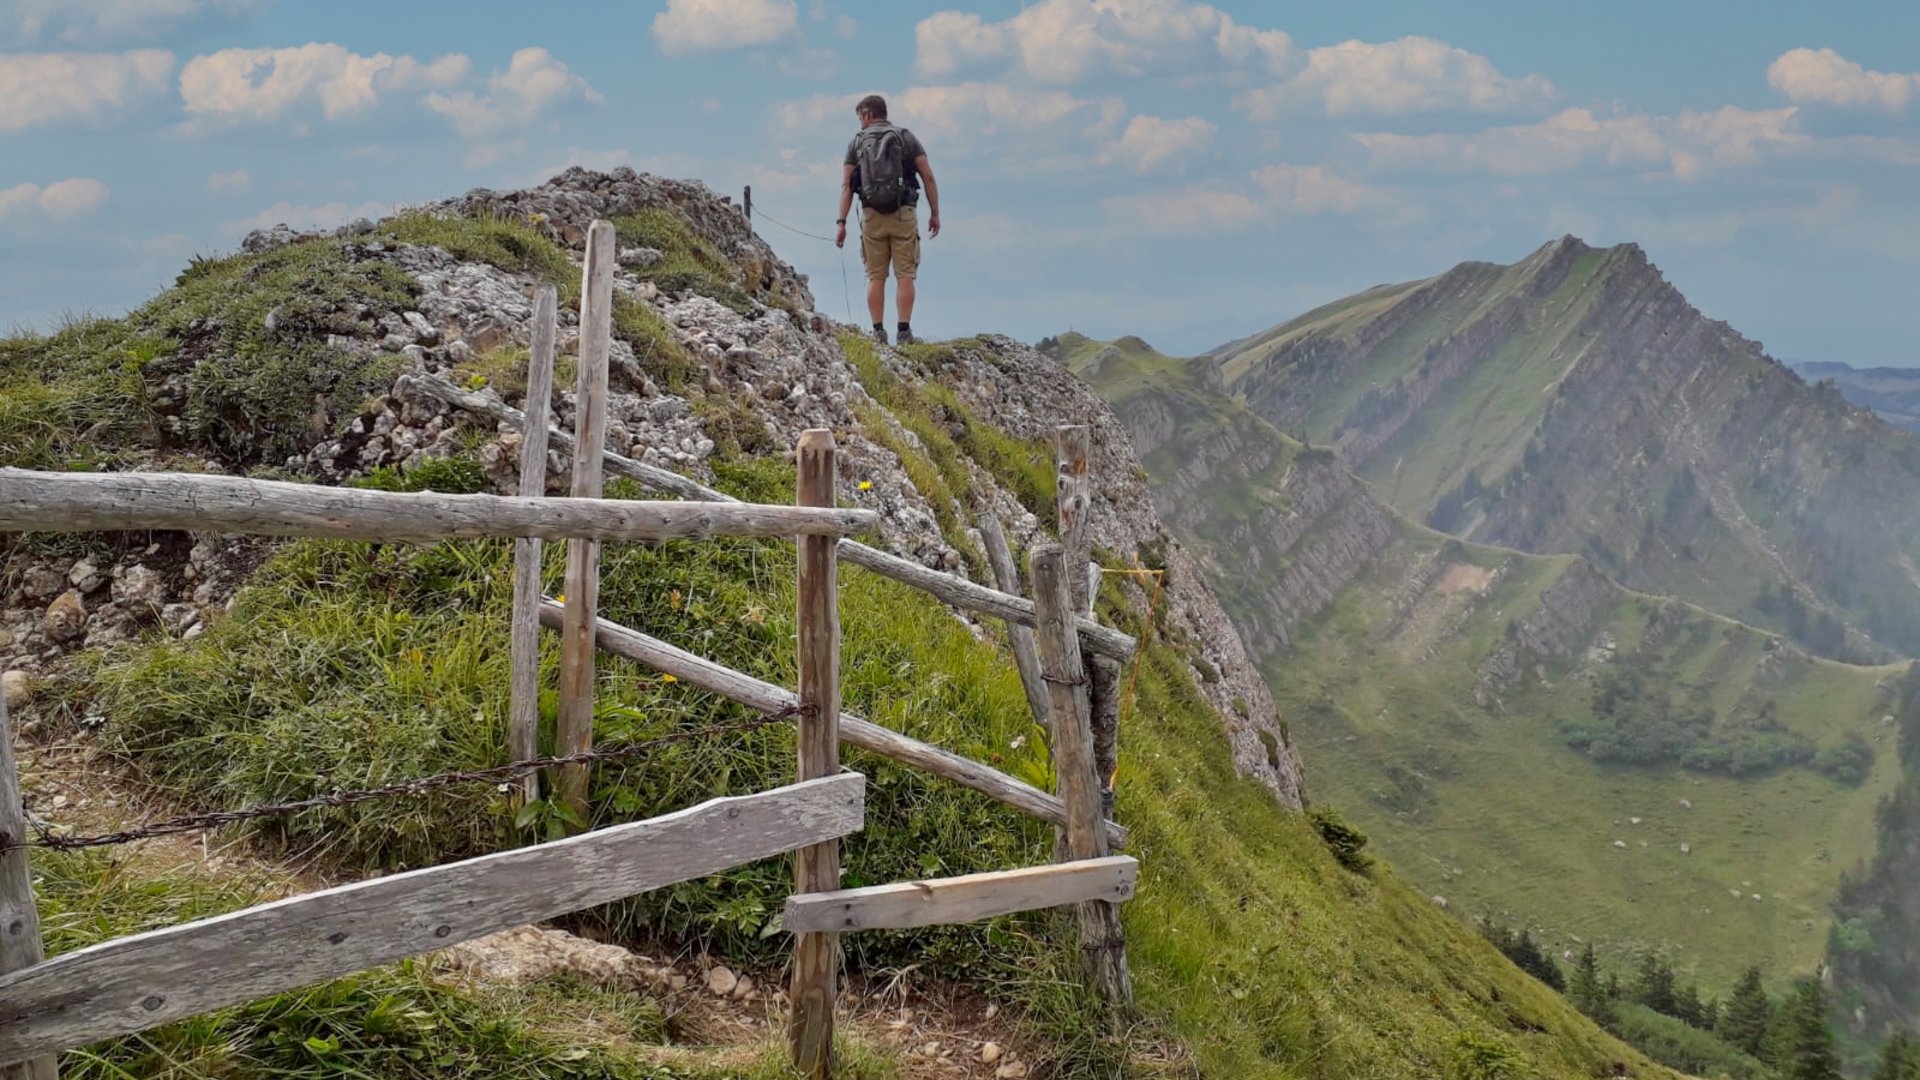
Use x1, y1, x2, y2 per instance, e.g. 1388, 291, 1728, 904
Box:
3, 705, 807, 853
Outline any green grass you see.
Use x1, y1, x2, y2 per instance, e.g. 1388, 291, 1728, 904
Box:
610, 208, 759, 317
1, 238, 416, 471
1263, 525, 1902, 993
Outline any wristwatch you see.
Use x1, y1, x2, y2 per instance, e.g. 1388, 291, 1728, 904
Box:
836, 218, 847, 225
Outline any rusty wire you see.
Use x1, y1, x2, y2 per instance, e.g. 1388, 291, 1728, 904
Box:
3, 705, 807, 853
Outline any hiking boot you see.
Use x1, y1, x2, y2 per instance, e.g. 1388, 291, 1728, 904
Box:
896, 329, 919, 345
870, 326, 889, 345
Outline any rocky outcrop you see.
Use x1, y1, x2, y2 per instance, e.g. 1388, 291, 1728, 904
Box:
1476, 559, 1611, 704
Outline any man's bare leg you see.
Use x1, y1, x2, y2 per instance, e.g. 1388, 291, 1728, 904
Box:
897, 277, 916, 325
866, 279, 885, 325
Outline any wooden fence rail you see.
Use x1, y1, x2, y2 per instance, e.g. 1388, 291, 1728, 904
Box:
406, 373, 1138, 661
0, 469, 875, 543
533, 599, 1128, 848
0, 774, 865, 1067
784, 855, 1136, 933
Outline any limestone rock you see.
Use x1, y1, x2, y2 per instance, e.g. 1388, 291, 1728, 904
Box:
980, 1043, 1002, 1064
705, 965, 738, 996
42, 591, 87, 642
2, 669, 27, 712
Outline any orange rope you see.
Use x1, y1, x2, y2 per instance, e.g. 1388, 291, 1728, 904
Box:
1097, 565, 1165, 788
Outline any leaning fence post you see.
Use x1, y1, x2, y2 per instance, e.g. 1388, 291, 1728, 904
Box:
788, 429, 842, 1078
1, 689, 59, 1080
1031, 544, 1133, 1016
509, 285, 559, 803
555, 220, 616, 821
975, 507, 1050, 730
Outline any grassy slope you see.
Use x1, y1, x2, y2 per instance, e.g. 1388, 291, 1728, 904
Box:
1270, 524, 1901, 989
1072, 333, 1902, 995
0, 218, 1671, 1078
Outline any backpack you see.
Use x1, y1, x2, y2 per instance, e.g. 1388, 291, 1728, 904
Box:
855, 125, 910, 213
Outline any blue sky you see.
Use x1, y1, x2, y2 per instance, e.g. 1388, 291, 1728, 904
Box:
3, 0, 1917, 365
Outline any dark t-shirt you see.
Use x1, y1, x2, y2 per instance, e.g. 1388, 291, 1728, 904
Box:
845, 123, 927, 207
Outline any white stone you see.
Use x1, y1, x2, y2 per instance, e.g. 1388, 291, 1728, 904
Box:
980, 1043, 1003, 1064
1613, 840, 1628, 849
1, 669, 28, 712
705, 965, 737, 996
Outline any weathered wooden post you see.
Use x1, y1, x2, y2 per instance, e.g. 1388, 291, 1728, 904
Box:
1, 689, 59, 1080
788, 429, 842, 1078
1054, 425, 1122, 821
555, 220, 616, 820
1031, 544, 1133, 1015
975, 508, 1049, 729
509, 285, 559, 802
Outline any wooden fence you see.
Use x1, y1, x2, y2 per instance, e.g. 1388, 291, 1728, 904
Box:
0, 219, 1136, 1078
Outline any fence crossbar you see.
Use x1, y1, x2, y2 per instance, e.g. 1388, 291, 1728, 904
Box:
0, 469, 875, 544
535, 599, 1128, 848
0, 773, 865, 1067
782, 854, 1136, 933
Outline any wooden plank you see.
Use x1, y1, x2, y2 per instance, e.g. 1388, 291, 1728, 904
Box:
509, 284, 559, 803
1053, 426, 1094, 616
534, 601, 1127, 848
556, 219, 617, 819
783, 856, 1137, 933
0, 470, 876, 543
0, 690, 58, 1080
788, 430, 840, 1079
1032, 544, 1133, 1010
404, 373, 1136, 661
975, 509, 1049, 729
0, 774, 865, 1067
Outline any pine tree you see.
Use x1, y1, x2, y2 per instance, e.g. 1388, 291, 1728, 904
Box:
1778, 978, 1842, 1080
1569, 944, 1612, 1022
1876, 1031, 1916, 1080
1719, 966, 1772, 1057
1674, 982, 1705, 1028
1605, 972, 1622, 1001
1635, 953, 1677, 1015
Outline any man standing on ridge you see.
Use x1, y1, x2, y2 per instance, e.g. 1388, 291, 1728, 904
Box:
836, 93, 939, 346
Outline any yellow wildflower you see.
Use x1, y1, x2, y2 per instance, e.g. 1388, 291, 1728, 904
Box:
660, 674, 679, 684
858, 480, 873, 491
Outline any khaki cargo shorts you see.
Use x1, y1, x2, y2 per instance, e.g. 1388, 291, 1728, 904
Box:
861, 206, 920, 282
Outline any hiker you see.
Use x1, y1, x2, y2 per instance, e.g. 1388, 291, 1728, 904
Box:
836, 93, 940, 346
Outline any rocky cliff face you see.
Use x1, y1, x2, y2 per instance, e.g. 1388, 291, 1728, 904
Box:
0, 168, 1304, 811
1211, 236, 1920, 663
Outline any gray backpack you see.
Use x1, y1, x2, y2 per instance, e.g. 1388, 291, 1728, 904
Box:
855, 126, 910, 213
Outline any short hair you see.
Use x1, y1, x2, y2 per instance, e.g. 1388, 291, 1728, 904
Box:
855, 94, 888, 120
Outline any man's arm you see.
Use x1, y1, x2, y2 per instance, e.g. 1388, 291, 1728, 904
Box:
836, 164, 855, 248
915, 155, 940, 238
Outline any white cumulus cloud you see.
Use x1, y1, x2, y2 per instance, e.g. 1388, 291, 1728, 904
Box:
1355, 105, 1804, 180
425, 47, 602, 138
0, 49, 173, 131
0, 178, 110, 221
1105, 114, 1215, 173
915, 0, 1292, 84
207, 168, 250, 191
653, 0, 798, 55
1250, 163, 1385, 214
1237, 36, 1557, 119
1769, 47, 1916, 115
776, 83, 1126, 156
5, 0, 262, 46
179, 43, 470, 125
